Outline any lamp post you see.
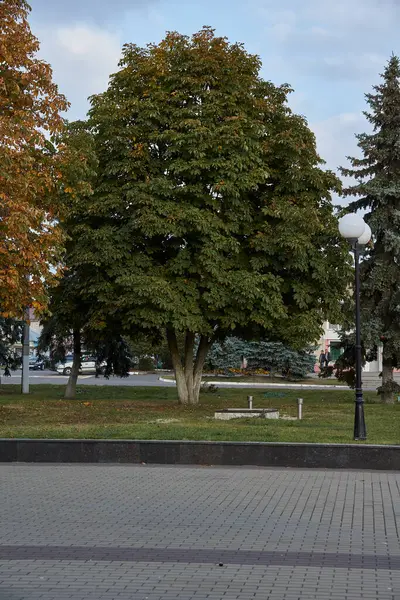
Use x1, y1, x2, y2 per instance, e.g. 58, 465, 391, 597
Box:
338, 213, 372, 441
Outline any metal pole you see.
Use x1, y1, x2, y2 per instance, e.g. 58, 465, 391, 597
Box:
353, 242, 366, 440
297, 398, 303, 420
21, 317, 30, 394
247, 396, 253, 409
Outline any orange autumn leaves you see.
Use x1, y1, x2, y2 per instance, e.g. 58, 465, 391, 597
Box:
0, 0, 68, 317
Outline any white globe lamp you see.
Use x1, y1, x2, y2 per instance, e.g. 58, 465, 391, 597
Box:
338, 213, 366, 241
357, 223, 371, 246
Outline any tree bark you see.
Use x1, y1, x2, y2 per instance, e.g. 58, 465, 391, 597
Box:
167, 328, 189, 404
166, 328, 212, 405
193, 335, 212, 403
184, 331, 195, 405
381, 346, 394, 404
64, 327, 81, 400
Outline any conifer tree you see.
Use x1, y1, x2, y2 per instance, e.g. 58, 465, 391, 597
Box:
342, 56, 400, 403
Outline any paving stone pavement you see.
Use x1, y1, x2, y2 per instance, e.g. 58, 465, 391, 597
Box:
0, 464, 399, 599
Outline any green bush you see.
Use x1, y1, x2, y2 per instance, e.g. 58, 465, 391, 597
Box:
138, 356, 155, 371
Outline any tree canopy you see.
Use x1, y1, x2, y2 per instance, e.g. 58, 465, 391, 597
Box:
0, 0, 68, 316
342, 55, 400, 403
38, 121, 132, 399
69, 27, 350, 404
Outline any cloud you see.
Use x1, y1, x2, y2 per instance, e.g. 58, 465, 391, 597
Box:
255, 0, 400, 81
37, 24, 122, 119
312, 112, 364, 170
311, 112, 371, 203
30, 0, 156, 25
305, 52, 387, 82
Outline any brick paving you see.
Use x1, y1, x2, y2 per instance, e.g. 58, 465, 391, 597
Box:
0, 464, 399, 599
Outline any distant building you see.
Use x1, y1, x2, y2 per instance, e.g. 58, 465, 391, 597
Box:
13, 309, 42, 356
316, 321, 382, 372
28, 308, 42, 353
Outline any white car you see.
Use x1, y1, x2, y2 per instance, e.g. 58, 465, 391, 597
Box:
57, 356, 105, 376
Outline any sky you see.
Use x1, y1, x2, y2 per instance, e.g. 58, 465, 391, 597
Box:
29, 0, 400, 195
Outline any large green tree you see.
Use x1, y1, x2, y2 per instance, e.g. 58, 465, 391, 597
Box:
40, 122, 131, 399
72, 27, 350, 404
342, 56, 400, 403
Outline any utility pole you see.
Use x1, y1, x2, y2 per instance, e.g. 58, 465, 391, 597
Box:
21, 312, 30, 394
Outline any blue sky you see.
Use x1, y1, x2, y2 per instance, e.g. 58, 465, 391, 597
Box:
29, 0, 400, 189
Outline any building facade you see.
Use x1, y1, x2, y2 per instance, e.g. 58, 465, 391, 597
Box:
316, 321, 382, 372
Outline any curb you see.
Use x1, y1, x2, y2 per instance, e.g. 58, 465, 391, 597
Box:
1, 439, 399, 470
158, 377, 349, 390
129, 371, 173, 375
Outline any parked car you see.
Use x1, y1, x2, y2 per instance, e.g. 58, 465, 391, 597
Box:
56, 355, 105, 376
29, 356, 45, 371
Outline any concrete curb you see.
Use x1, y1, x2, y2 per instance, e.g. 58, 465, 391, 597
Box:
0, 439, 399, 470
158, 377, 349, 390
129, 370, 173, 375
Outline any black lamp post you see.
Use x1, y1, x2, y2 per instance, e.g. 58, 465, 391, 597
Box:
338, 214, 371, 441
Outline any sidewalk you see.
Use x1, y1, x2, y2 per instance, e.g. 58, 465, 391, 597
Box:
0, 464, 399, 599
158, 376, 350, 389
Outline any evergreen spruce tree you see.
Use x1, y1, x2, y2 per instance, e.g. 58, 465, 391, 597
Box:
342, 55, 400, 403
207, 337, 315, 379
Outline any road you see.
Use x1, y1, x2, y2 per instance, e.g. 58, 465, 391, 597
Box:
1, 369, 369, 389
1, 370, 176, 387
0, 464, 399, 600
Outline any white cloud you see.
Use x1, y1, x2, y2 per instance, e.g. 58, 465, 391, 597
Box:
312, 112, 364, 170
37, 24, 122, 119
272, 22, 294, 42
308, 0, 397, 29
30, 0, 156, 25
309, 26, 332, 39
311, 112, 371, 203
255, 0, 400, 81
266, 9, 297, 42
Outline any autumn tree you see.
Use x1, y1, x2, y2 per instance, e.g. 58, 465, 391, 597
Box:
342, 56, 400, 403
0, 0, 68, 316
72, 28, 350, 404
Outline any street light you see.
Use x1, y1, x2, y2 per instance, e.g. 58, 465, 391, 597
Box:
338, 213, 372, 441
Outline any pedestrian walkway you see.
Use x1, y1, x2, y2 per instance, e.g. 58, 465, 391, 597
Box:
0, 464, 399, 599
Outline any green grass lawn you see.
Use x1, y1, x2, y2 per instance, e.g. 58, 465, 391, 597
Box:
0, 384, 398, 445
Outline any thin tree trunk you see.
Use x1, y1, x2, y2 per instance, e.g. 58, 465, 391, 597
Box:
381, 346, 394, 404
64, 328, 81, 400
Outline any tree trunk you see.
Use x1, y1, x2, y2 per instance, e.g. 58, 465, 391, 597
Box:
167, 328, 189, 404
184, 331, 195, 404
381, 347, 394, 404
193, 335, 212, 403
64, 328, 81, 400
166, 328, 212, 405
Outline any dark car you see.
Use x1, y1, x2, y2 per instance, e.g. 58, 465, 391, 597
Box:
29, 357, 45, 371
